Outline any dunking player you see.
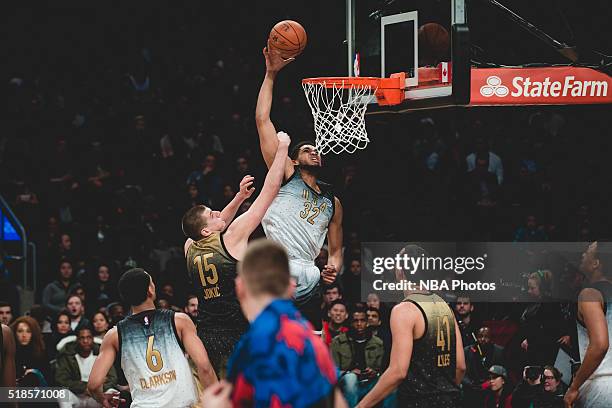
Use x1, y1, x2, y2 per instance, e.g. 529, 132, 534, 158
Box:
88, 268, 217, 408
356, 245, 466, 408
256, 43, 343, 330
182, 132, 290, 377
564, 242, 612, 408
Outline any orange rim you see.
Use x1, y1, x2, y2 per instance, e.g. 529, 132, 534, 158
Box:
302, 77, 381, 89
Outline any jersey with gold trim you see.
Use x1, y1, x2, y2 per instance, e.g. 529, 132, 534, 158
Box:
185, 233, 248, 330
117, 309, 197, 408
262, 168, 335, 299
398, 293, 460, 401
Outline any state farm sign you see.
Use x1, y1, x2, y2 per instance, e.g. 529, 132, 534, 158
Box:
471, 67, 612, 105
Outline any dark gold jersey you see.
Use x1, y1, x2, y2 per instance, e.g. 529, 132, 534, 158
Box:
398, 292, 460, 404
185, 233, 248, 331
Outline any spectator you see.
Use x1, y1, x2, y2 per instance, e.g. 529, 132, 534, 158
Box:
186, 154, 223, 207
513, 215, 549, 242
518, 270, 570, 366
86, 263, 118, 312
482, 365, 513, 408
322, 299, 349, 346
512, 365, 565, 408
66, 295, 90, 334
42, 260, 77, 316
91, 312, 110, 340
160, 282, 177, 307
455, 295, 479, 347
542, 366, 566, 405
322, 282, 343, 320
184, 294, 198, 321
0, 301, 13, 325
56, 326, 118, 408
463, 327, 506, 405
342, 259, 362, 304
366, 307, 381, 331
71, 284, 87, 304
46, 311, 72, 362
106, 303, 125, 327
466, 135, 504, 185
29, 304, 52, 334
10, 316, 49, 386
332, 307, 387, 407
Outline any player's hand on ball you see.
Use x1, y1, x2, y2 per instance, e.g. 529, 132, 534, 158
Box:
238, 175, 256, 199
322, 264, 337, 284
277, 131, 291, 147
202, 381, 233, 408
264, 40, 295, 72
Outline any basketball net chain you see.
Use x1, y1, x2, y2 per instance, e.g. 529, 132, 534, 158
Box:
302, 81, 374, 155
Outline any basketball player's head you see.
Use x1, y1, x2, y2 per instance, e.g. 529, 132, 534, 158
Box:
118, 268, 156, 308
580, 241, 612, 281
181, 205, 226, 240
236, 239, 291, 307
290, 141, 321, 173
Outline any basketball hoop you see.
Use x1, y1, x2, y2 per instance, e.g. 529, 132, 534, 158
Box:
302, 73, 406, 155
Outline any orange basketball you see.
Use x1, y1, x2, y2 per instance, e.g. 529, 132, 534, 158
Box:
418, 23, 450, 62
268, 20, 307, 59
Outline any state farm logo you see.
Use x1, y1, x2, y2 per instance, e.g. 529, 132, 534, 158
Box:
480, 76, 509, 97
480, 75, 608, 98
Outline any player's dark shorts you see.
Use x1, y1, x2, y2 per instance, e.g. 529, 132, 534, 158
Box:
398, 393, 462, 408
294, 288, 323, 331
197, 326, 246, 379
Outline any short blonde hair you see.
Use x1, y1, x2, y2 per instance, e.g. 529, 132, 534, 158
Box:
239, 239, 290, 297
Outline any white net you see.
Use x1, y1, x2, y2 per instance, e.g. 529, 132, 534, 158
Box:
302, 80, 376, 155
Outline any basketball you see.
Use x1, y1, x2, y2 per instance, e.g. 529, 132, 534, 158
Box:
418, 23, 450, 63
268, 20, 307, 59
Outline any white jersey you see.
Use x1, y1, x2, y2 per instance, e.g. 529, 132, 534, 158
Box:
262, 168, 335, 299
576, 281, 612, 408
117, 309, 198, 408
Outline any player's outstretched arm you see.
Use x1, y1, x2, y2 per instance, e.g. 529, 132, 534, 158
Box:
356, 303, 415, 408
88, 328, 124, 408
224, 132, 291, 259
255, 42, 294, 176
323, 197, 343, 284
175, 312, 218, 390
454, 317, 466, 385
219, 175, 255, 228
565, 288, 609, 407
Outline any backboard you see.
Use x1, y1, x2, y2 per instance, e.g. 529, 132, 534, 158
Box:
347, 0, 470, 112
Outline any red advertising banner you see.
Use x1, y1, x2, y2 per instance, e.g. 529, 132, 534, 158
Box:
470, 67, 612, 105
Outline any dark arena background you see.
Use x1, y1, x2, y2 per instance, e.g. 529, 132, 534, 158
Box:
1, 1, 611, 407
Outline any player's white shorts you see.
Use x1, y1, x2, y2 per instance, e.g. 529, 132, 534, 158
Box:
577, 375, 612, 408
289, 259, 321, 301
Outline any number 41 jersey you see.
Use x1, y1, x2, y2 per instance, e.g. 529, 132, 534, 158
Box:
398, 293, 460, 402
117, 309, 198, 408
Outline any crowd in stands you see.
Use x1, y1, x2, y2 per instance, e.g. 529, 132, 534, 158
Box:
1, 2, 611, 407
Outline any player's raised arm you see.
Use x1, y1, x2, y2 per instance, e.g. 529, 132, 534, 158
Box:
224, 132, 291, 257
255, 42, 294, 176
323, 197, 343, 284
219, 175, 255, 227
454, 317, 466, 385
175, 312, 218, 389
87, 328, 124, 407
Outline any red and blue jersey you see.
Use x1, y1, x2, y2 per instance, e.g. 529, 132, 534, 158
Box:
227, 299, 337, 408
